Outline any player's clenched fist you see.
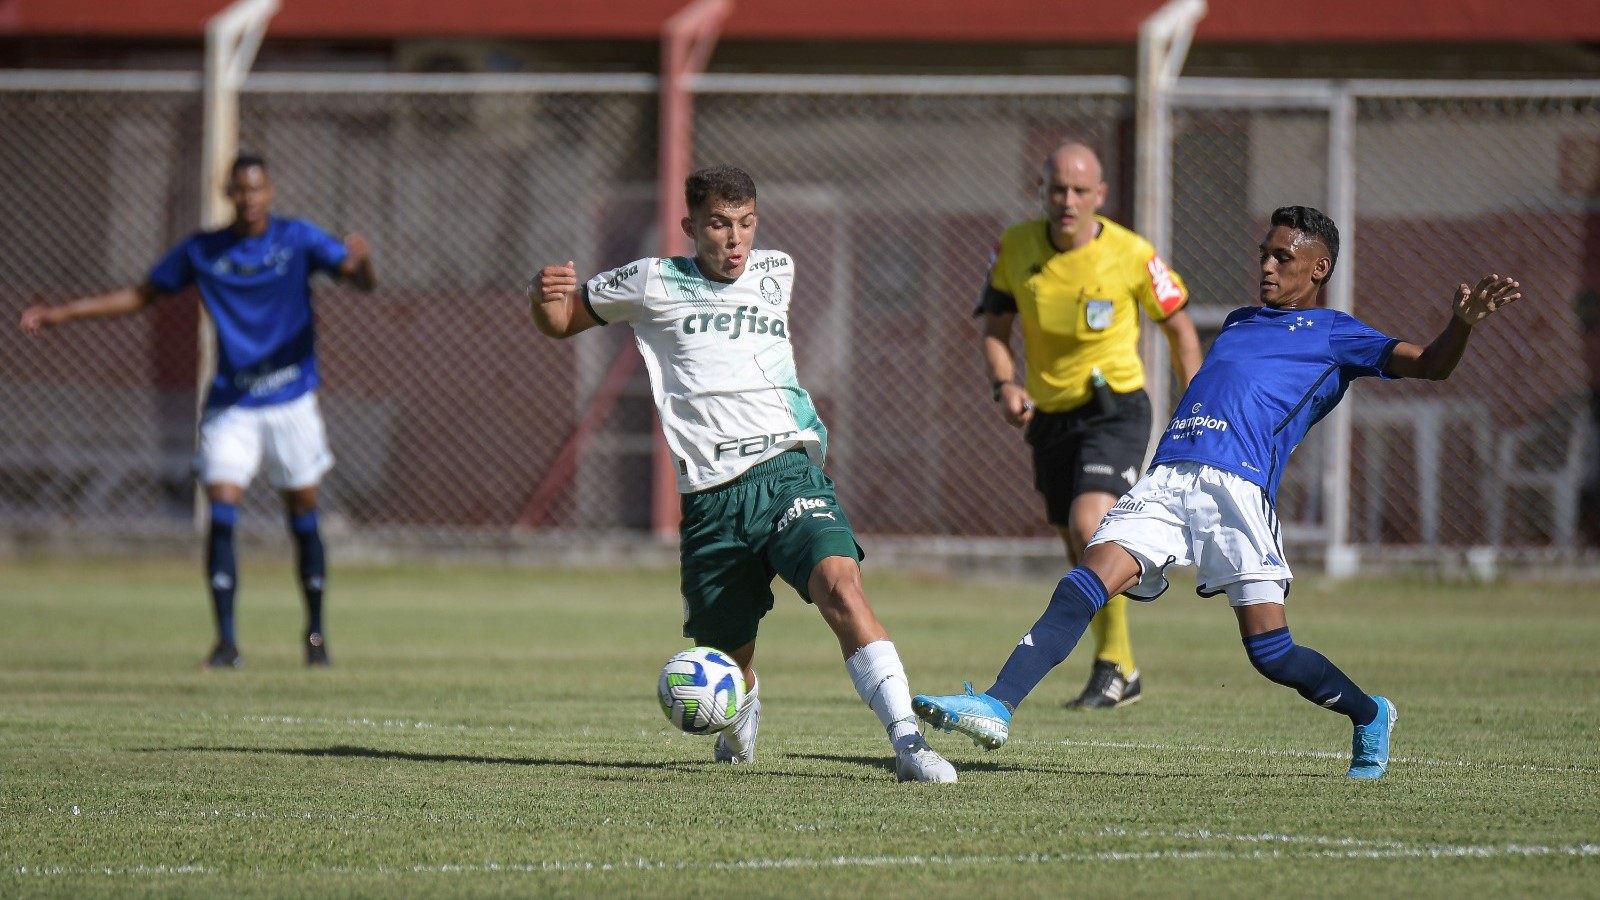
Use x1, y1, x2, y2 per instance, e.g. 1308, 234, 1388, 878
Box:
19, 304, 57, 336
528, 260, 597, 338
535, 260, 578, 302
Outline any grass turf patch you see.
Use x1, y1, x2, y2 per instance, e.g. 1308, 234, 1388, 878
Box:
2, 557, 1596, 897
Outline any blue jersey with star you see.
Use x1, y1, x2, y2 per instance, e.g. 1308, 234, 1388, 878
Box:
148, 217, 347, 409
1150, 305, 1399, 502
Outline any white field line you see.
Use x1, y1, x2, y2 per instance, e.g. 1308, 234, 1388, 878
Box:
15, 832, 1600, 879
215, 714, 493, 731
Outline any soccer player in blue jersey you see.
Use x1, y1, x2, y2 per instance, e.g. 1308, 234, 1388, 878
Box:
19, 154, 375, 669
914, 206, 1522, 779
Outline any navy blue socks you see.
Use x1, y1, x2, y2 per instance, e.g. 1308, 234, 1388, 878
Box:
1243, 626, 1379, 725
207, 501, 239, 645
289, 510, 326, 637
987, 567, 1110, 710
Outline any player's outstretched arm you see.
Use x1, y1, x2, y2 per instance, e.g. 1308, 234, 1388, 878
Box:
18, 282, 160, 336
1384, 274, 1522, 380
338, 233, 377, 292
527, 260, 598, 339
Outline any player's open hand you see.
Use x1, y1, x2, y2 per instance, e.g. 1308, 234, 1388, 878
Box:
537, 260, 578, 304
19, 304, 55, 336
1453, 274, 1521, 326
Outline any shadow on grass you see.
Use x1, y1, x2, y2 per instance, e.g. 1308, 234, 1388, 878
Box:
787, 751, 1327, 779
134, 745, 900, 780
137, 744, 709, 772
136, 745, 1318, 780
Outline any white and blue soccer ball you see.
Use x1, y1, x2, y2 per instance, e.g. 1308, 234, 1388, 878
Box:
657, 646, 745, 735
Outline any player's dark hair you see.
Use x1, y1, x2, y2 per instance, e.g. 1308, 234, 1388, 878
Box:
685, 165, 756, 213
1270, 205, 1340, 281
231, 153, 268, 177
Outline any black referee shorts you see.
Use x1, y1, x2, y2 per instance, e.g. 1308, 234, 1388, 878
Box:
1025, 388, 1153, 526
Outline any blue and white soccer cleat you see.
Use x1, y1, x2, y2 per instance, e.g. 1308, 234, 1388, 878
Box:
1346, 695, 1398, 779
912, 681, 1011, 751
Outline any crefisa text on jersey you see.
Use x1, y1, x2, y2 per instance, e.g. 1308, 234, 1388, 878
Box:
600, 264, 640, 290
746, 255, 788, 273
680, 305, 788, 339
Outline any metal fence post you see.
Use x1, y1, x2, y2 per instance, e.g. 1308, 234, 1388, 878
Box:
1136, 0, 1206, 445
197, 0, 279, 528
654, 0, 733, 542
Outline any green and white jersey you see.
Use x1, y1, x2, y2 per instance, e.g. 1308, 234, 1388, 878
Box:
582, 249, 826, 492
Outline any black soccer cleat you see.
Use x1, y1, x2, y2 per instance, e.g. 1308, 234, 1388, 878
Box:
203, 640, 242, 670
304, 631, 331, 667
1063, 659, 1141, 710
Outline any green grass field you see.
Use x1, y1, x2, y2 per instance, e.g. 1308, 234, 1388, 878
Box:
3, 555, 1597, 897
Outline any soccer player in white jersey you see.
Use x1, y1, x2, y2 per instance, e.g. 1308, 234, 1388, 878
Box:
528, 165, 956, 783
914, 206, 1522, 779
20, 154, 375, 669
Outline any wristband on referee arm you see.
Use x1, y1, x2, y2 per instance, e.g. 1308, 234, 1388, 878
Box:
991, 380, 1009, 402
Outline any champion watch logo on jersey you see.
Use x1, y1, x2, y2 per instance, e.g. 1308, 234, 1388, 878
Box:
1146, 255, 1184, 314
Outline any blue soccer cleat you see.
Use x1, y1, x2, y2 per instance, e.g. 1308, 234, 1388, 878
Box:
912, 681, 1011, 751
1346, 695, 1398, 779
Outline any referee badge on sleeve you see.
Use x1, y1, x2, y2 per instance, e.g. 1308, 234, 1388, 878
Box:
1085, 300, 1115, 331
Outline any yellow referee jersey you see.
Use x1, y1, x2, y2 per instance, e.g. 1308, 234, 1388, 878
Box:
983, 216, 1188, 413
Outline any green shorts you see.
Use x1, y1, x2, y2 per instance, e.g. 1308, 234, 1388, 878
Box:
678, 450, 864, 653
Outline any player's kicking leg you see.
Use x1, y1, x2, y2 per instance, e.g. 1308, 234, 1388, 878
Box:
1054, 502, 1143, 712
811, 557, 956, 783
915, 551, 1138, 750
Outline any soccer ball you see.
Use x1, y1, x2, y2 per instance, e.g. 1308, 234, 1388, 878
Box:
657, 646, 745, 735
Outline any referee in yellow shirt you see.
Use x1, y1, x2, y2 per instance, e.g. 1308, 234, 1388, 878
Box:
978, 142, 1203, 709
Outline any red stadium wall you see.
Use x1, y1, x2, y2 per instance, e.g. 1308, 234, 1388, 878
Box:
2, 0, 1596, 42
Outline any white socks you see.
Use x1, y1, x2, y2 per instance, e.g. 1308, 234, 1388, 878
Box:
734, 672, 759, 721
845, 640, 921, 746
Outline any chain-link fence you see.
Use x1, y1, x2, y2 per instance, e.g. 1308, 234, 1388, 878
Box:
0, 75, 661, 539
2, 72, 1596, 560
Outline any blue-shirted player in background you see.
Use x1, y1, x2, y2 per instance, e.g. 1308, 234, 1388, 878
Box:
913, 206, 1522, 779
20, 154, 376, 669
